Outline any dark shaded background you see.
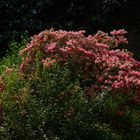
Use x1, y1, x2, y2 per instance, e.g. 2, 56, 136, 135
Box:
0, 0, 140, 60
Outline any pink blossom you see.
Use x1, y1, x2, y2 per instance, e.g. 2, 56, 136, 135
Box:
59, 48, 67, 53
98, 76, 104, 83
19, 28, 140, 97
46, 42, 57, 52
0, 76, 4, 92
95, 42, 109, 49
42, 58, 56, 68
110, 29, 128, 35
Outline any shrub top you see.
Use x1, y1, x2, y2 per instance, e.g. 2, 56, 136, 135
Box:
19, 29, 140, 103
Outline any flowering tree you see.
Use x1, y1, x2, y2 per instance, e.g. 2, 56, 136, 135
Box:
19, 29, 140, 104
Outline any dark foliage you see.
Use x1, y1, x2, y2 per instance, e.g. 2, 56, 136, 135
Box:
0, 0, 139, 59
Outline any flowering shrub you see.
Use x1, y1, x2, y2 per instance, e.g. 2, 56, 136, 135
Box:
17, 29, 140, 139
20, 29, 140, 101
1, 29, 140, 139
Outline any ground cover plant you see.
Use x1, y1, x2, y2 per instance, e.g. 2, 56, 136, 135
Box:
0, 29, 140, 139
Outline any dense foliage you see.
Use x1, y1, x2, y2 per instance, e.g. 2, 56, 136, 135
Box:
20, 29, 140, 96
0, 29, 140, 139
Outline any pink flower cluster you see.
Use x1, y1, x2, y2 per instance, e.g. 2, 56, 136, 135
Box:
0, 76, 4, 92
19, 29, 140, 103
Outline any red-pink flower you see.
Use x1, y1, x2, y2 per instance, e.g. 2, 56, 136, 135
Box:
110, 29, 128, 35
19, 28, 140, 97
0, 76, 4, 92
46, 42, 58, 52
98, 76, 104, 83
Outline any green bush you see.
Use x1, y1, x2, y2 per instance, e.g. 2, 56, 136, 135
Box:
0, 32, 29, 73
0, 63, 121, 139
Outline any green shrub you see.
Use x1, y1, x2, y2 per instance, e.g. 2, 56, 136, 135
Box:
0, 63, 120, 139
0, 32, 29, 74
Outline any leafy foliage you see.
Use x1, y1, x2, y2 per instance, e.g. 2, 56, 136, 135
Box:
0, 29, 140, 139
